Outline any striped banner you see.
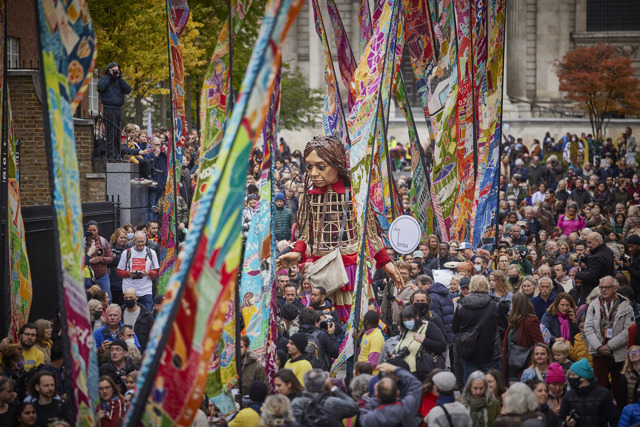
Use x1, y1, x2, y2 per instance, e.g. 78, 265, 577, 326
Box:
6, 86, 32, 341
126, 0, 303, 424
471, 0, 505, 247
194, 0, 254, 221
158, 0, 190, 294
311, 0, 349, 150
333, 0, 403, 373
238, 65, 281, 385
34, 0, 99, 424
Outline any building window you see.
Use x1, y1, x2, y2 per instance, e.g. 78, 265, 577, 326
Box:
7, 37, 19, 68
587, 0, 640, 32
88, 70, 99, 116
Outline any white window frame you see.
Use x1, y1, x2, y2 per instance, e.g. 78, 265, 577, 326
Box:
7, 37, 19, 68
88, 70, 99, 116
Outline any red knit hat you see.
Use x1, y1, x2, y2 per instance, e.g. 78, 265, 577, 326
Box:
545, 362, 566, 384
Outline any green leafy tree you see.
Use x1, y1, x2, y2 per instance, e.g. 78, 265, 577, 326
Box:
280, 66, 323, 131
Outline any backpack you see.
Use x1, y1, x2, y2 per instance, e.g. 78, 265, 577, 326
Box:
454, 302, 494, 360
125, 246, 153, 269
304, 331, 324, 369
301, 393, 342, 427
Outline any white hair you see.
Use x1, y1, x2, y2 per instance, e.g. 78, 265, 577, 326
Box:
538, 277, 553, 287
599, 275, 617, 288
504, 382, 539, 415
106, 304, 121, 316
515, 159, 524, 167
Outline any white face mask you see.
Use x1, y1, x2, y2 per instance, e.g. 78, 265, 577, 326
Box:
126, 338, 135, 347
127, 232, 134, 240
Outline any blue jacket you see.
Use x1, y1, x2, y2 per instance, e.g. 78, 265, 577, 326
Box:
531, 291, 557, 320
152, 151, 167, 191
93, 323, 141, 351
427, 282, 455, 343
619, 398, 640, 427
97, 74, 132, 109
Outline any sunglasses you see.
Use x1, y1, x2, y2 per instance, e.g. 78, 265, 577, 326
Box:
629, 350, 640, 357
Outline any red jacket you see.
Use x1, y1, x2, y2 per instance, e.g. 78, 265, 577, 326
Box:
87, 235, 114, 278
502, 316, 545, 380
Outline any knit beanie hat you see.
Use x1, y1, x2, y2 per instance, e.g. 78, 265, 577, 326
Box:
569, 358, 594, 379
275, 192, 285, 201
110, 339, 128, 351
280, 303, 300, 321
106, 62, 119, 70
289, 332, 308, 353
545, 363, 566, 384
458, 261, 474, 273
249, 381, 268, 402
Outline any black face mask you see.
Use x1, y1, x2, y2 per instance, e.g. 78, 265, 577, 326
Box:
509, 276, 519, 284
93, 311, 102, 320
568, 377, 582, 390
414, 303, 427, 314
124, 299, 136, 309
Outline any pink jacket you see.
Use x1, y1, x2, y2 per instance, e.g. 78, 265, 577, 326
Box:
557, 214, 585, 235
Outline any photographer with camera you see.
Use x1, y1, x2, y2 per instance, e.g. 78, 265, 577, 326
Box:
97, 62, 132, 159
558, 358, 619, 427
85, 221, 114, 301
297, 308, 338, 372
574, 232, 615, 304
116, 231, 159, 312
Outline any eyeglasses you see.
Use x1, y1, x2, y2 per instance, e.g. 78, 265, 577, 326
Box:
629, 350, 640, 357
599, 285, 613, 290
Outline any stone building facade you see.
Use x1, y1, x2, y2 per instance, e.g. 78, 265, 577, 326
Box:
279, 0, 640, 149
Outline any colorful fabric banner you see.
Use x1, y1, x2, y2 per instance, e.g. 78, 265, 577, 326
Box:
34, 0, 98, 424
238, 65, 281, 386
311, 0, 349, 150
6, 87, 32, 341
158, 0, 190, 294
471, 0, 505, 247
194, 0, 254, 222
333, 0, 403, 373
127, 0, 303, 424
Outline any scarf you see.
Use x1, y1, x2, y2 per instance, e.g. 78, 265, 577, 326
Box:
558, 312, 571, 341
436, 394, 455, 406
468, 397, 489, 427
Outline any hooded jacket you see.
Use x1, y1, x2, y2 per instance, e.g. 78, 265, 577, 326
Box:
359, 367, 423, 427
239, 352, 268, 397
119, 303, 154, 352
452, 293, 505, 363
97, 65, 132, 109
427, 282, 455, 343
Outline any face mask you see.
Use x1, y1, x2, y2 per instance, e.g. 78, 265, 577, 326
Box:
475, 265, 482, 273
413, 303, 427, 314
634, 179, 639, 185
125, 338, 135, 347
403, 320, 415, 330
124, 299, 136, 309
509, 276, 519, 284
127, 232, 134, 240
568, 377, 582, 390
521, 230, 525, 236
93, 311, 102, 320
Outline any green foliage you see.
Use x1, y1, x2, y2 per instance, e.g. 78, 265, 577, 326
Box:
280, 66, 323, 131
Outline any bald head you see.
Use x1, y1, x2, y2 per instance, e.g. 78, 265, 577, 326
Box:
134, 231, 147, 250
586, 232, 603, 251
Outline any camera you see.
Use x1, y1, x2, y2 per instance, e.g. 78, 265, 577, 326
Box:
131, 271, 143, 280
111, 69, 120, 77
396, 347, 410, 359
568, 409, 580, 422
241, 395, 251, 407
319, 319, 333, 331
96, 248, 104, 256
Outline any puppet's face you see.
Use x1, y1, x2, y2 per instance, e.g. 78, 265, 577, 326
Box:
305, 150, 339, 187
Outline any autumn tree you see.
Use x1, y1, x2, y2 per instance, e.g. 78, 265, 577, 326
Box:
280, 66, 323, 130
555, 43, 640, 136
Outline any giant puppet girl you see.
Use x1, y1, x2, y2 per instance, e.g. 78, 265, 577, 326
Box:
277, 136, 403, 322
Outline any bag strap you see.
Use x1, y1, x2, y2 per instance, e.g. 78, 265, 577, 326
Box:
439, 404, 454, 427
338, 188, 350, 245
317, 193, 328, 246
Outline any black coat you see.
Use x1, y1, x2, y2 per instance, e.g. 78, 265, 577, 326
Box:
629, 253, 640, 303
452, 293, 506, 363
558, 380, 619, 427
99, 357, 138, 394
119, 303, 155, 352
298, 324, 339, 371
574, 243, 615, 302
97, 74, 132, 109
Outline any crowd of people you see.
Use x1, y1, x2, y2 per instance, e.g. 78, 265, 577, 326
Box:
0, 126, 639, 427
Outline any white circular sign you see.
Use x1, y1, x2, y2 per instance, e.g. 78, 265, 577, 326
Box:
388, 215, 421, 255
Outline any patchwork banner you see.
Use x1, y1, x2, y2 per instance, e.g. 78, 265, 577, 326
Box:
333, 0, 403, 373
471, 0, 505, 247
158, 0, 190, 294
194, 0, 255, 221
311, 0, 349, 150
34, 0, 99, 424
6, 87, 33, 341
238, 65, 281, 385
127, 0, 303, 425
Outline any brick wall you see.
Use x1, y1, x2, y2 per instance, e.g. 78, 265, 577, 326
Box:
8, 71, 105, 206
7, 1, 39, 68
